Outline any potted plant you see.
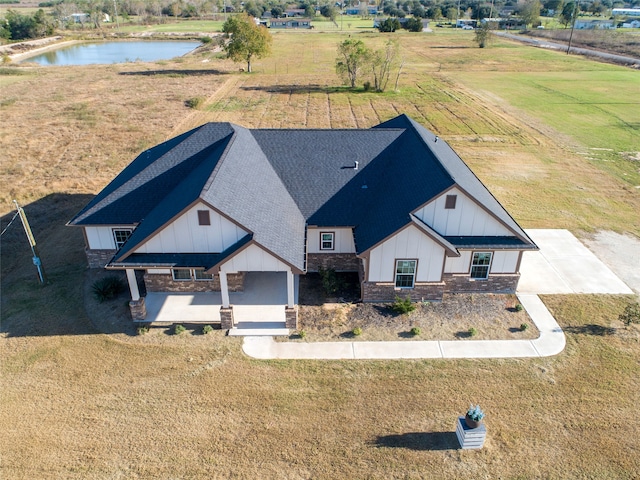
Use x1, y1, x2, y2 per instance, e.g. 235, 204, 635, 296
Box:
465, 404, 485, 428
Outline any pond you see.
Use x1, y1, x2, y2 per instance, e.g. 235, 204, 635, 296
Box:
23, 40, 201, 66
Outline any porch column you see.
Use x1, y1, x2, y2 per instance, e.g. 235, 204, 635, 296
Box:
287, 270, 295, 308
219, 270, 230, 308
126, 268, 140, 301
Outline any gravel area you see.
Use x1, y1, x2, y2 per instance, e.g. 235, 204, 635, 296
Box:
296, 274, 537, 342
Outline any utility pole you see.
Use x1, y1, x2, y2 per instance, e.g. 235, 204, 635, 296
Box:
13, 200, 46, 284
567, 1, 579, 54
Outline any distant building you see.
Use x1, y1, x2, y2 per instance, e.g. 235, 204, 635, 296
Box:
270, 18, 313, 28
574, 19, 615, 29
612, 8, 640, 17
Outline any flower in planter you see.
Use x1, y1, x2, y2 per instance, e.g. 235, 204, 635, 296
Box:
467, 404, 485, 421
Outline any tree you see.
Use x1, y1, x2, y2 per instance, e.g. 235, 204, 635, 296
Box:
335, 39, 371, 88
320, 4, 338, 21
222, 14, 272, 73
474, 21, 493, 47
370, 39, 399, 92
519, 0, 541, 27
445, 7, 457, 22
403, 17, 423, 31
271, 6, 283, 17
427, 6, 442, 20
377, 17, 401, 31
560, 1, 575, 27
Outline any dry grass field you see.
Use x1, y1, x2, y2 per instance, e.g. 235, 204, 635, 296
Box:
1, 31, 639, 479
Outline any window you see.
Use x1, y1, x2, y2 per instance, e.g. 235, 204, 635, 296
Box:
470, 252, 492, 279
197, 210, 210, 226
445, 194, 457, 209
395, 260, 417, 288
113, 229, 132, 249
172, 269, 192, 281
194, 270, 214, 281
320, 232, 334, 250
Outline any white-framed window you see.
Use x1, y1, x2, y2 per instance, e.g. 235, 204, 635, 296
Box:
395, 259, 417, 288
194, 270, 214, 281
112, 228, 132, 249
320, 232, 335, 250
470, 252, 492, 279
172, 269, 192, 281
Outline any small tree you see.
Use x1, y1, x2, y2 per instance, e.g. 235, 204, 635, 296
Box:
335, 39, 371, 88
474, 22, 493, 48
222, 13, 272, 73
370, 39, 399, 92
377, 17, 401, 32
403, 17, 423, 32
519, 0, 542, 28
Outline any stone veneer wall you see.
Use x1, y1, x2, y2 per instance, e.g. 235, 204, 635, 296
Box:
144, 272, 246, 293
307, 253, 360, 272
129, 298, 147, 321
362, 282, 445, 302
442, 273, 520, 294
285, 307, 298, 329
86, 249, 116, 269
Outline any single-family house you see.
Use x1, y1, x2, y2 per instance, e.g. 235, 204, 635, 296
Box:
68, 115, 537, 330
269, 18, 312, 28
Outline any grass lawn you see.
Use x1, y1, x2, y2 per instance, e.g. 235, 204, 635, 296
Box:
1, 29, 639, 479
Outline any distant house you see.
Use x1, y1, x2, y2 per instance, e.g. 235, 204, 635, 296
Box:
621, 19, 640, 28
612, 8, 640, 17
270, 18, 312, 28
68, 115, 537, 330
574, 19, 615, 29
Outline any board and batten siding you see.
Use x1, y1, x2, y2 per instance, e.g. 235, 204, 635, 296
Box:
221, 244, 290, 273
413, 188, 512, 237
444, 250, 520, 274
85, 226, 132, 250
134, 204, 248, 254
306, 227, 356, 253
367, 225, 445, 282
490, 251, 520, 273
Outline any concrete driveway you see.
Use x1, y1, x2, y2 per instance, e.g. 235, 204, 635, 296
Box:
517, 229, 634, 295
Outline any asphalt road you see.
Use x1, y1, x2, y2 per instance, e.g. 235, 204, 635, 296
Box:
494, 31, 640, 66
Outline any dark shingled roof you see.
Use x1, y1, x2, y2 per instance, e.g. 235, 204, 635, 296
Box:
69, 115, 536, 271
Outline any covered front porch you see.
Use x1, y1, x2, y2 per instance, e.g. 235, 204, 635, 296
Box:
132, 272, 299, 335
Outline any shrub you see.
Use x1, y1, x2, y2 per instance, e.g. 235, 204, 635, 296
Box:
468, 327, 478, 337
200, 35, 212, 43
185, 96, 204, 109
352, 327, 363, 336
318, 267, 344, 296
515, 303, 523, 312
92, 275, 126, 302
391, 296, 416, 315
363, 81, 371, 91
202, 324, 214, 334
520, 322, 529, 331
137, 325, 149, 335
619, 301, 640, 326
297, 330, 307, 339
174, 324, 186, 335
410, 326, 421, 336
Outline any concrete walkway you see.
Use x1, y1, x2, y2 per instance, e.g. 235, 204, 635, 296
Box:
242, 294, 565, 360
242, 229, 632, 360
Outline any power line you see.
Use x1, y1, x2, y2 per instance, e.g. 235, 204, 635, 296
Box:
0, 210, 20, 237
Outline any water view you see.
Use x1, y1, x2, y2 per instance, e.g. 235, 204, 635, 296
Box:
24, 40, 201, 66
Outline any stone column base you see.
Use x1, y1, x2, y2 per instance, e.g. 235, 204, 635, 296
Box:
129, 297, 147, 321
285, 306, 298, 329
220, 307, 234, 330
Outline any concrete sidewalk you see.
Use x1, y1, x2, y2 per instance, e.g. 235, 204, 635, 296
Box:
242, 229, 631, 360
242, 294, 565, 360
